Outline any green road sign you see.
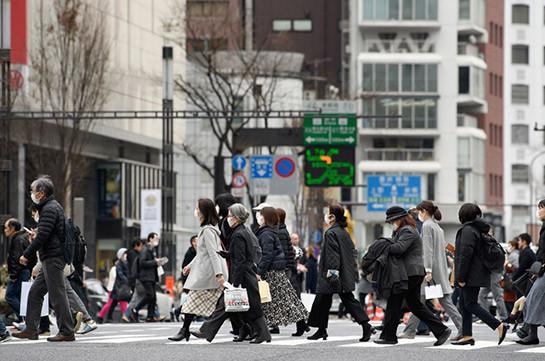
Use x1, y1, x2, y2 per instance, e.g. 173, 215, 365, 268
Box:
303, 114, 357, 146
304, 146, 355, 187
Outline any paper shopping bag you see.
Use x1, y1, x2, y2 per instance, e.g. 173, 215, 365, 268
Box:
258, 280, 271, 303
424, 282, 444, 300
20, 281, 49, 317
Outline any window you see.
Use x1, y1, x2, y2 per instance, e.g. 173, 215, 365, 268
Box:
489, 73, 493, 94
489, 22, 494, 44
512, 84, 529, 104
272, 20, 292, 31
364, 0, 437, 21
499, 76, 503, 98
187, 1, 229, 16
489, 124, 493, 145
362, 63, 437, 93
361, 97, 437, 129
499, 126, 503, 147
293, 19, 312, 32
512, 45, 529, 64
458, 173, 467, 202
500, 26, 503, 48
512, 5, 529, 24
458, 137, 470, 168
489, 174, 493, 195
512, 124, 529, 144
499, 176, 503, 197
458, 66, 470, 94
495, 24, 499, 46
512, 164, 529, 183
459, 0, 470, 20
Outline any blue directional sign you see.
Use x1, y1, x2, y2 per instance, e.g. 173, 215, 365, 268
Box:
232, 155, 247, 171
310, 230, 322, 244
367, 175, 421, 212
251, 156, 273, 179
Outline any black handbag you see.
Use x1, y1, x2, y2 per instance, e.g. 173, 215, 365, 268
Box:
115, 282, 132, 302
513, 272, 533, 297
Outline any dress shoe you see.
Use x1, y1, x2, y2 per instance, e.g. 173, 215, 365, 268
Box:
12, 331, 39, 340
450, 333, 463, 342
451, 338, 475, 346
373, 338, 397, 345
122, 315, 131, 323
360, 322, 373, 342
145, 318, 158, 323
374, 325, 384, 331
498, 323, 509, 345
130, 308, 139, 322
190, 330, 207, 339
292, 320, 310, 337
307, 328, 328, 341
154, 316, 166, 322
434, 328, 452, 346
47, 333, 75, 342
250, 317, 272, 344
416, 330, 430, 336
169, 327, 190, 342
269, 325, 280, 334
234, 325, 251, 342
516, 337, 540, 345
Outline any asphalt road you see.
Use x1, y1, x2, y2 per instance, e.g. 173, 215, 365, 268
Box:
2, 318, 544, 361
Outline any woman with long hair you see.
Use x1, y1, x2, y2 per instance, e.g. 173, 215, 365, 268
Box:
307, 203, 373, 342
451, 203, 508, 346
256, 207, 309, 338
375, 206, 451, 346
169, 198, 228, 342
399, 201, 463, 340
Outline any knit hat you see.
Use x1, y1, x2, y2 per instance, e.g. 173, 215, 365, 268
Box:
385, 206, 408, 222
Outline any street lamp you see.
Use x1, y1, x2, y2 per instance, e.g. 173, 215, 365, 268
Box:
528, 149, 545, 231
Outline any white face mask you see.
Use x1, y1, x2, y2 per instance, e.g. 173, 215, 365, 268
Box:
194, 209, 199, 218
391, 223, 398, 232
418, 214, 424, 223
215, 205, 220, 215
227, 216, 236, 228
257, 215, 264, 226
324, 213, 334, 224
537, 210, 542, 221
153, 240, 159, 247
31, 192, 41, 205
33, 215, 39, 223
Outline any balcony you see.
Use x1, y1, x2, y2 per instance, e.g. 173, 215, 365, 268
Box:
458, 0, 487, 40
457, 114, 478, 128
457, 43, 482, 58
363, 148, 435, 161
359, 0, 440, 29
458, 65, 487, 113
362, 39, 435, 53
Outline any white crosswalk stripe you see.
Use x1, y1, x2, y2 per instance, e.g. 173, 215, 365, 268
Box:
432, 340, 516, 350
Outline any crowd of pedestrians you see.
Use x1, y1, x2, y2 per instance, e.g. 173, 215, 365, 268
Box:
2, 175, 545, 349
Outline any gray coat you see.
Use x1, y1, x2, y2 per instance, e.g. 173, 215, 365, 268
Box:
421, 219, 452, 294
184, 225, 229, 290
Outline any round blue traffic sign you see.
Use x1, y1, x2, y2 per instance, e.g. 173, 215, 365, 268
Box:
275, 157, 296, 178
311, 230, 322, 243
232, 155, 247, 171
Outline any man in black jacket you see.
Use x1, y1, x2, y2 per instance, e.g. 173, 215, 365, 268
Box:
122, 238, 143, 323
14, 175, 75, 342
130, 233, 160, 322
4, 218, 35, 322
513, 233, 536, 298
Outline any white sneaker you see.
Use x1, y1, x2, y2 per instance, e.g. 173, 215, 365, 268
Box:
11, 322, 25, 331
506, 333, 522, 342
77, 320, 98, 334
397, 333, 415, 339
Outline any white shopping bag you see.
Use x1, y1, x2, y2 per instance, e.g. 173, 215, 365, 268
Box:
20, 282, 49, 317
301, 292, 316, 312
424, 282, 444, 300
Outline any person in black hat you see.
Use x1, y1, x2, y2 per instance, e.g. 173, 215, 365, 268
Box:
374, 206, 451, 346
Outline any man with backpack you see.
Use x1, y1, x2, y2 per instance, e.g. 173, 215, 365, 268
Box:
14, 175, 75, 342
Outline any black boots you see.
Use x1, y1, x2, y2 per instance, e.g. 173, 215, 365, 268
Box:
250, 317, 272, 344
517, 325, 540, 345
292, 320, 310, 337
168, 327, 190, 342
307, 328, 328, 341
360, 322, 374, 342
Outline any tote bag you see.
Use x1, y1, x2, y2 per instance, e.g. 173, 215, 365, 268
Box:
424, 281, 444, 300
21, 281, 49, 317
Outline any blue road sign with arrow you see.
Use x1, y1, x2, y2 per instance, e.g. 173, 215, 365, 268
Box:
367, 175, 421, 212
251, 156, 273, 179
232, 155, 247, 171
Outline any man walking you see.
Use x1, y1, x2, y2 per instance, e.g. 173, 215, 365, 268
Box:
13, 175, 75, 342
122, 237, 144, 323
4, 218, 35, 323
130, 233, 161, 322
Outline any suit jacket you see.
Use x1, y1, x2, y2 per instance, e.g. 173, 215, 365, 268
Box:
421, 219, 452, 294
389, 225, 426, 277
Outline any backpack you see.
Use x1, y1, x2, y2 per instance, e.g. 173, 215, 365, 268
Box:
62, 216, 76, 264
245, 226, 262, 265
481, 233, 506, 274
72, 225, 87, 266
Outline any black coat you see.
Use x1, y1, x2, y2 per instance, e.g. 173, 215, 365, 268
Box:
277, 223, 296, 271
389, 225, 426, 277
537, 224, 545, 264
138, 243, 158, 283
305, 256, 318, 293
112, 260, 129, 301
513, 246, 536, 281
256, 226, 285, 276
228, 224, 263, 320
23, 196, 65, 262
316, 223, 358, 294
8, 230, 34, 279
126, 248, 140, 287
219, 217, 234, 251
454, 218, 491, 288
180, 246, 197, 284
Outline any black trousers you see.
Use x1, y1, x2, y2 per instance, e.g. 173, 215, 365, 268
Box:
200, 294, 244, 339
459, 286, 500, 336
134, 281, 156, 318
381, 275, 447, 342
308, 292, 369, 329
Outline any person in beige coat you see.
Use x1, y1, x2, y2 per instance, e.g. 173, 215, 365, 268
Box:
169, 198, 228, 342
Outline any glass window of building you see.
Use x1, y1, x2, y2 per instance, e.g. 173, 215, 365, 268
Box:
388, 64, 399, 91
459, 0, 470, 20
272, 20, 292, 31
293, 19, 312, 31
512, 45, 529, 64
458, 137, 470, 168
364, 0, 437, 21
512, 124, 529, 144
458, 66, 470, 94
512, 5, 529, 24
512, 164, 529, 183
512, 84, 529, 104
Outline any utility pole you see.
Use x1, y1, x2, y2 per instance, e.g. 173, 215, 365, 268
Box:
162, 46, 175, 277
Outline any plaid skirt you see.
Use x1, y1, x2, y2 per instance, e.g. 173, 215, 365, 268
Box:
181, 287, 223, 317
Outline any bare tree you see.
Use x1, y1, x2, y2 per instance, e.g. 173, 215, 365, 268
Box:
21, 0, 110, 215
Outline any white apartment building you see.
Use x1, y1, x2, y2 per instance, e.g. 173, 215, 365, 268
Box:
348, 0, 489, 247
504, 0, 545, 240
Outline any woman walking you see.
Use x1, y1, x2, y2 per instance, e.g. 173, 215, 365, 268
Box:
307, 203, 373, 342
256, 207, 309, 337
97, 257, 119, 323
375, 206, 451, 346
106, 248, 130, 322
169, 198, 228, 342
305, 246, 318, 294
516, 200, 545, 345
400, 201, 463, 340
451, 203, 508, 346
